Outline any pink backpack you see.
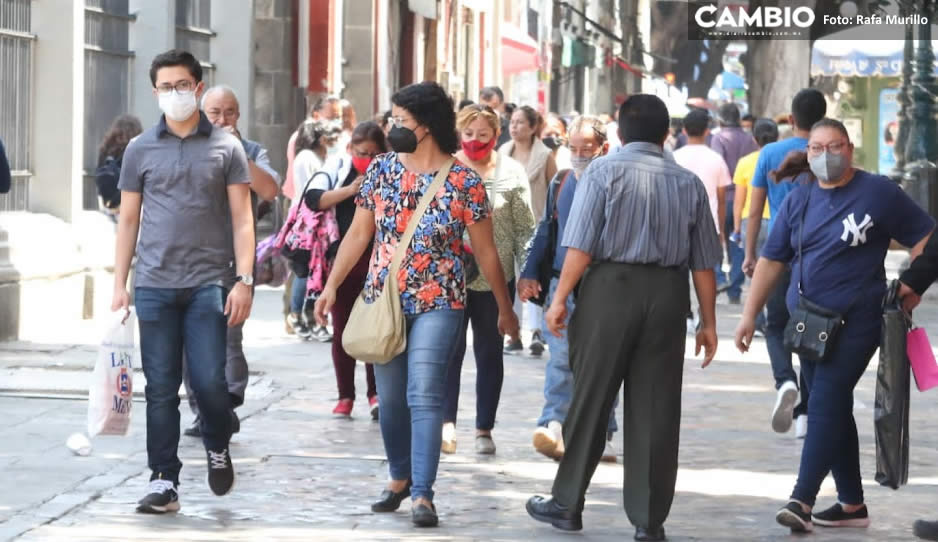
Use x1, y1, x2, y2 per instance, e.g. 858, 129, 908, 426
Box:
274, 171, 340, 299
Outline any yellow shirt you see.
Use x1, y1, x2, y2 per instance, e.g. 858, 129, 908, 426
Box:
733, 150, 770, 220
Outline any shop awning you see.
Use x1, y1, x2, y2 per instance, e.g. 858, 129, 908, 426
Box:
811, 39, 938, 77
501, 24, 540, 75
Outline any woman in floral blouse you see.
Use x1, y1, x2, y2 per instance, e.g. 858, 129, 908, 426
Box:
314, 82, 519, 528
440, 104, 535, 456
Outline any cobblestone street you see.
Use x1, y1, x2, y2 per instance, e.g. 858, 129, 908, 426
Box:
4, 287, 938, 541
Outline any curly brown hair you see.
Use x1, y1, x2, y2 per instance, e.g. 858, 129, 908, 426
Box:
99, 115, 143, 162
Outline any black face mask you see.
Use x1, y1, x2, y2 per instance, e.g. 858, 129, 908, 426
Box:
542, 135, 562, 150
388, 125, 419, 153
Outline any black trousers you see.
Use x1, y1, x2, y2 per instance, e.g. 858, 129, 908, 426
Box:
551, 263, 689, 529
442, 281, 515, 430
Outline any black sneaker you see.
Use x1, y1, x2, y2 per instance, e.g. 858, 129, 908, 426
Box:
813, 503, 870, 528
183, 416, 201, 438
136, 478, 180, 514
914, 519, 938, 540
206, 448, 235, 496
776, 501, 813, 532
287, 313, 313, 340
504, 339, 524, 355
529, 331, 545, 356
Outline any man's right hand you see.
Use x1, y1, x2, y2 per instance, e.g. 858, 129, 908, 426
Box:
111, 287, 130, 312
517, 278, 541, 302
899, 281, 922, 313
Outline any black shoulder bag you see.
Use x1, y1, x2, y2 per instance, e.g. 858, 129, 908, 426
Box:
783, 187, 873, 362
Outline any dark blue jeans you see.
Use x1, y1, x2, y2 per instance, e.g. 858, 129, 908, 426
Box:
290, 275, 307, 314
375, 309, 464, 502
765, 267, 809, 418
443, 282, 514, 430
136, 285, 233, 485
724, 208, 744, 299
790, 312, 880, 506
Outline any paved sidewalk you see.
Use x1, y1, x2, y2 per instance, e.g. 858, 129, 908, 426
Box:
3, 287, 938, 540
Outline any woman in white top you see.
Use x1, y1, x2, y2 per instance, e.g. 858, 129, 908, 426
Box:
286, 119, 342, 339
441, 104, 535, 456
499, 105, 556, 356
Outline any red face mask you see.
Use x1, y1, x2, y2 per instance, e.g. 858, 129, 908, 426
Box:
461, 138, 496, 161
352, 156, 373, 175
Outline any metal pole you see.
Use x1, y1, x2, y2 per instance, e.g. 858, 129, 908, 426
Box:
891, 0, 914, 181
904, 0, 938, 218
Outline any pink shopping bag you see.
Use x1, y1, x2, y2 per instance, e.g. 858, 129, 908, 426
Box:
907, 327, 938, 392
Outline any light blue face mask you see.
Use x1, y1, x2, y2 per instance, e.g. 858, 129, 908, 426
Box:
571, 154, 596, 177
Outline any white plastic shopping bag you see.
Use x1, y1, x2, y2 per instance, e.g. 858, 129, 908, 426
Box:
87, 308, 137, 437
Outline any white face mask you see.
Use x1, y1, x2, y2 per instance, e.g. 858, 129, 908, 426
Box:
326, 144, 342, 158
158, 90, 198, 122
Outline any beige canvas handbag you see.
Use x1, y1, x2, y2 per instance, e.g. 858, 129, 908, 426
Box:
342, 158, 455, 364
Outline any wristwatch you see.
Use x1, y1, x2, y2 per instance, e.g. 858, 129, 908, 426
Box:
236, 274, 254, 286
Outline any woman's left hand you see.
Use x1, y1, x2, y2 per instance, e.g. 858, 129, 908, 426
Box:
498, 310, 520, 338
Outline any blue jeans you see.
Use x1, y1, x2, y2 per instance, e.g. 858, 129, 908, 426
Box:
290, 275, 307, 314
741, 218, 768, 330
791, 312, 880, 506
724, 208, 744, 299
538, 278, 617, 433
374, 308, 464, 502
135, 285, 233, 485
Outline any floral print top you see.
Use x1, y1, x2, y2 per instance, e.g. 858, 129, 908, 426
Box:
356, 153, 491, 315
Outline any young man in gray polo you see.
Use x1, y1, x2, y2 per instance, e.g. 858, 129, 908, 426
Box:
112, 49, 255, 514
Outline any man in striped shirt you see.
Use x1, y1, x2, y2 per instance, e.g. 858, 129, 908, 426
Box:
526, 94, 721, 541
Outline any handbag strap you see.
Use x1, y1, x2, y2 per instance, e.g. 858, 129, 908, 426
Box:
387, 158, 456, 292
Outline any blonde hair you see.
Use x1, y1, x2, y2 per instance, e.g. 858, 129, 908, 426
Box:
567, 115, 608, 144
456, 104, 500, 134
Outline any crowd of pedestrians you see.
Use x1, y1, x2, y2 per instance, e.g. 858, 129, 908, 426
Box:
107, 47, 938, 541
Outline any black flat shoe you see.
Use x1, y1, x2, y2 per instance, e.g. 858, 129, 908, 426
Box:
412, 502, 438, 527
371, 481, 411, 513
635, 525, 666, 541
525, 495, 582, 531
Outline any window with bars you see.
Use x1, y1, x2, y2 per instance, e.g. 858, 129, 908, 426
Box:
83, 0, 135, 210
0, 0, 34, 212
175, 0, 214, 85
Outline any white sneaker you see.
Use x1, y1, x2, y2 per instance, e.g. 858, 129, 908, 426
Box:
601, 439, 617, 463
441, 422, 457, 454
533, 420, 565, 459
772, 380, 799, 433
795, 415, 808, 439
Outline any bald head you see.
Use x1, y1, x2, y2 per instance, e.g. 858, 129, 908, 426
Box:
202, 85, 240, 130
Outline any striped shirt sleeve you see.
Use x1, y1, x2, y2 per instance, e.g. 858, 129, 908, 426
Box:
688, 176, 723, 271
560, 163, 606, 257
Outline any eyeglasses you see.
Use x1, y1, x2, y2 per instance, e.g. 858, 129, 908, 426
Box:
352, 148, 379, 159
389, 116, 413, 129
156, 80, 196, 94
807, 141, 848, 155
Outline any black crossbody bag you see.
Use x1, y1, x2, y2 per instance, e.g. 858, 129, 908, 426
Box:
783, 188, 873, 362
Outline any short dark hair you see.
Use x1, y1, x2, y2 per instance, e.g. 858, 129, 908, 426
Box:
294, 119, 341, 154
718, 103, 741, 126
149, 49, 202, 86
791, 89, 827, 131
682, 109, 711, 137
479, 86, 504, 104
458, 99, 475, 111
811, 117, 850, 141
618, 94, 670, 144
753, 118, 779, 147
391, 82, 459, 154
742, 113, 755, 123
350, 121, 388, 153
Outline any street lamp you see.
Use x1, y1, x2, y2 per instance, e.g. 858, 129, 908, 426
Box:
890, 0, 914, 181
903, 0, 938, 219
